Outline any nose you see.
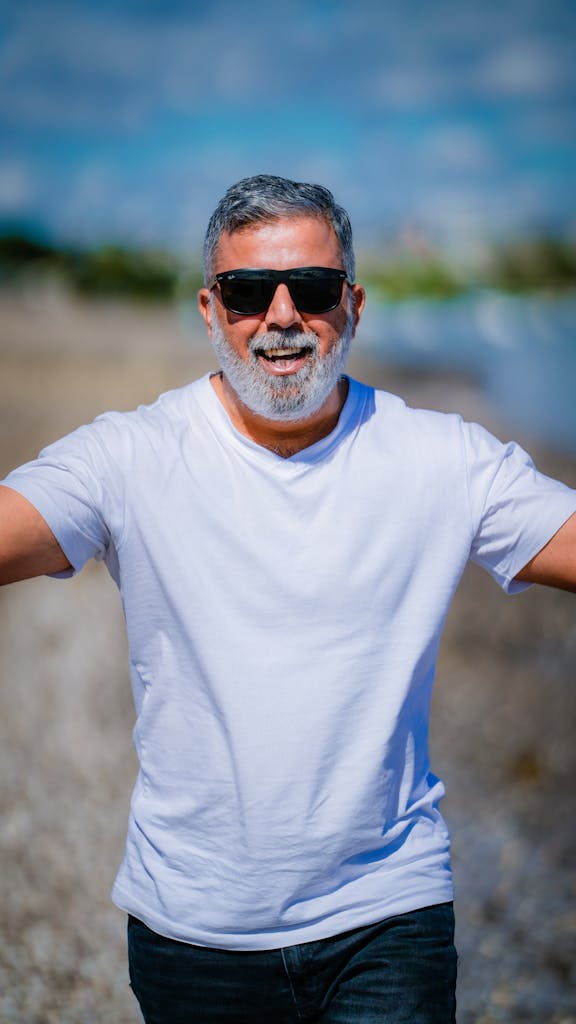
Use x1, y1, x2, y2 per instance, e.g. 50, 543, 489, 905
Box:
264, 282, 302, 330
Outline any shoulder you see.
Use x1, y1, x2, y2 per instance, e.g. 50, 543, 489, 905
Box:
99, 374, 208, 433
349, 377, 467, 458
43, 375, 211, 463
347, 378, 539, 491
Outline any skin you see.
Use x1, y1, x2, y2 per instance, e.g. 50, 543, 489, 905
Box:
0, 486, 71, 582
514, 516, 576, 592
0, 213, 575, 589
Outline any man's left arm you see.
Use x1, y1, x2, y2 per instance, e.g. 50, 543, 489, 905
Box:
514, 511, 576, 592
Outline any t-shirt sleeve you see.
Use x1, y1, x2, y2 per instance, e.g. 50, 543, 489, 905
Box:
1, 418, 124, 577
464, 421, 576, 593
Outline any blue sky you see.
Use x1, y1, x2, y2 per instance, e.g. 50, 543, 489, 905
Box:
0, 0, 574, 257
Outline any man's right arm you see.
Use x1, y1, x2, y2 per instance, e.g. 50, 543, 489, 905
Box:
0, 485, 72, 585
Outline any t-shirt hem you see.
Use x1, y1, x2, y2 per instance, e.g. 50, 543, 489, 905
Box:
111, 881, 455, 951
500, 499, 576, 593
0, 478, 85, 575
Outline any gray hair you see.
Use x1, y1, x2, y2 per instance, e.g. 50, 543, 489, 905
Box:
202, 174, 356, 285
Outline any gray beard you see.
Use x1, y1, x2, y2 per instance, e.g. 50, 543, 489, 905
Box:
210, 298, 354, 422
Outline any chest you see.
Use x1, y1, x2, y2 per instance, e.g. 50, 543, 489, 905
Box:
117, 439, 471, 631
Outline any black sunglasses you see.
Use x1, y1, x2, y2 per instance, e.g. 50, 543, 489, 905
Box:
210, 266, 350, 316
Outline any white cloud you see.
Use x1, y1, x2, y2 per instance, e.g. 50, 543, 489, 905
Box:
372, 67, 449, 109
512, 106, 576, 146
420, 126, 496, 172
479, 40, 573, 98
0, 160, 36, 210
0, 2, 213, 130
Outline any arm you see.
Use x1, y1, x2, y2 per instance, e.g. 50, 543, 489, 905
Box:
514, 511, 576, 593
0, 485, 72, 585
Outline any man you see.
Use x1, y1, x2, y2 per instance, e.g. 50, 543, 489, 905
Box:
1, 174, 575, 1024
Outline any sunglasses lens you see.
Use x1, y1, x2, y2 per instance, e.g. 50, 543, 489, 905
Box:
219, 278, 274, 315
290, 275, 344, 313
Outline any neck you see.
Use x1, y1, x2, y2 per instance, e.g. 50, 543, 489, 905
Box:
211, 373, 349, 458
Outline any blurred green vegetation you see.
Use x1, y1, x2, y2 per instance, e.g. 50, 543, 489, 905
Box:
480, 237, 576, 293
70, 246, 180, 299
360, 257, 462, 301
360, 237, 576, 300
1, 228, 575, 302
0, 230, 204, 301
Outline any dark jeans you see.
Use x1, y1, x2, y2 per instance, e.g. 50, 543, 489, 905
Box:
127, 902, 457, 1023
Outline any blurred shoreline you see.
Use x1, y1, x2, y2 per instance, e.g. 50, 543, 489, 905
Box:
1, 292, 575, 1022
2, 287, 574, 476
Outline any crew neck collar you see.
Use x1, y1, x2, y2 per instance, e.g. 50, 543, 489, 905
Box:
195, 373, 366, 467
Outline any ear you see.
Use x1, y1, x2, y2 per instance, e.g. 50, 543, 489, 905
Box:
197, 288, 214, 338
349, 283, 366, 333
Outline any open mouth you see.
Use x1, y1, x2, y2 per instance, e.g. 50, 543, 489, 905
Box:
255, 346, 313, 363
253, 345, 314, 375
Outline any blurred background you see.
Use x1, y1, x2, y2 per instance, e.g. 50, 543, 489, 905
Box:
0, 1, 575, 1021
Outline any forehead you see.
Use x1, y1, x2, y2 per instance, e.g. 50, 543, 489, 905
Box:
213, 215, 343, 273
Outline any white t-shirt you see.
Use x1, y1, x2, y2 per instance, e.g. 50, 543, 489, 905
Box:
4, 375, 575, 950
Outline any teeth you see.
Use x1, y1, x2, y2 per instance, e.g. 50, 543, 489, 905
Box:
264, 348, 301, 357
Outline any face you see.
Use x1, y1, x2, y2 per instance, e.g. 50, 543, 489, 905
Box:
198, 216, 365, 422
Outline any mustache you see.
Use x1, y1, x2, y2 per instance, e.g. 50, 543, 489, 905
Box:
248, 330, 320, 355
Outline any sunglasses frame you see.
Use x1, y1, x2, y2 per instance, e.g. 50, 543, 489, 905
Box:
209, 266, 351, 316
